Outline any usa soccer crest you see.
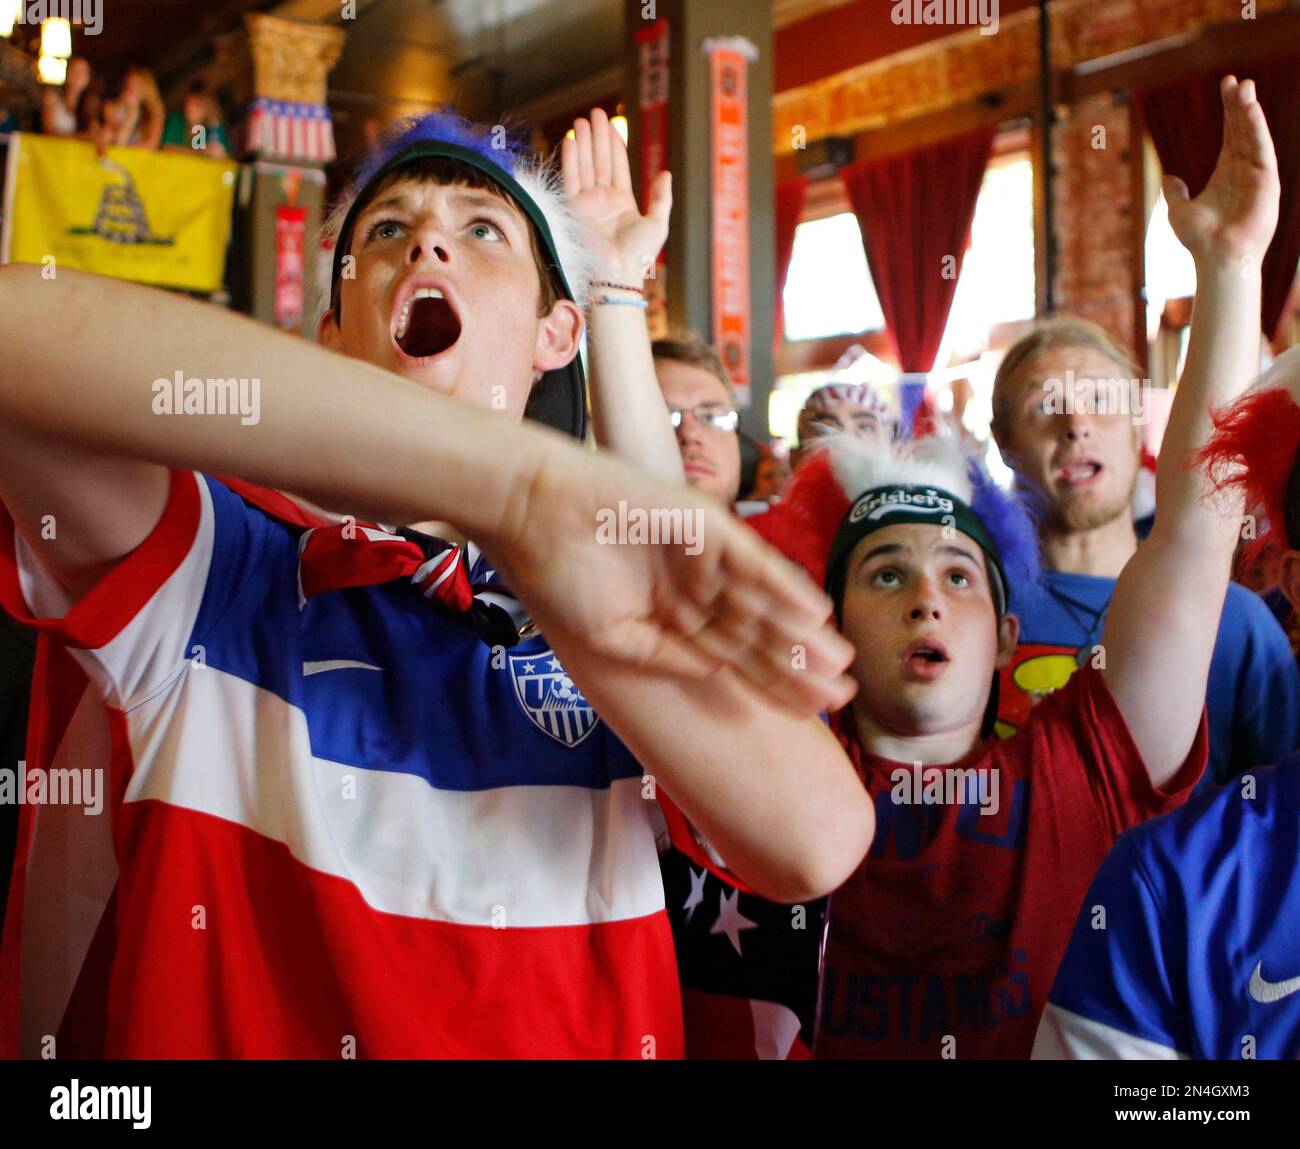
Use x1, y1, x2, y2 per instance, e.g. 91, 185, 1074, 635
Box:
508, 650, 599, 748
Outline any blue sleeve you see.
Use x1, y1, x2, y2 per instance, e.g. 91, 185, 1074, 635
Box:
189, 475, 298, 648
1033, 827, 1188, 1058
1204, 585, 1300, 786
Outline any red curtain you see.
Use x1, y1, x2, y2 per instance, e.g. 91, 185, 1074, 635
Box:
1136, 56, 1300, 344
774, 176, 808, 348
840, 128, 995, 373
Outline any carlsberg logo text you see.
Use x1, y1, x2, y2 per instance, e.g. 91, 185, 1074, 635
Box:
851, 488, 955, 524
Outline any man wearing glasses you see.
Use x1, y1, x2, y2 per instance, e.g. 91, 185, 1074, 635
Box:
652, 331, 744, 506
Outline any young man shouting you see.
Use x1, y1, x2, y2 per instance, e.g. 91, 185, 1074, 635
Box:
782, 76, 1278, 1059
0, 113, 872, 1058
990, 319, 1299, 782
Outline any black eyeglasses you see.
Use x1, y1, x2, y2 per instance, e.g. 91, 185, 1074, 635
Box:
668, 403, 740, 433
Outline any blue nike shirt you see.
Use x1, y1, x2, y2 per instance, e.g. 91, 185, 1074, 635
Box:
1033, 753, 1300, 1060
1001, 570, 1300, 788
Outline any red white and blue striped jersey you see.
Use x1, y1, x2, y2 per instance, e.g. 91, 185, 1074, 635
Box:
0, 470, 683, 1059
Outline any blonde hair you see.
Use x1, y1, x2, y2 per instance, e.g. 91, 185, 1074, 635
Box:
990, 317, 1137, 442
651, 329, 737, 405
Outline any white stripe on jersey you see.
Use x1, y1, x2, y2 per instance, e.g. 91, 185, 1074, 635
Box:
1031, 1003, 1186, 1060
123, 662, 666, 929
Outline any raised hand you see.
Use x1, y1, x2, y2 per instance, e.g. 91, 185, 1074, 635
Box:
480, 442, 857, 716
1166, 76, 1280, 267
561, 107, 672, 284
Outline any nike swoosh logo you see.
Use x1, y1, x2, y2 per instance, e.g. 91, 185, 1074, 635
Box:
302, 660, 383, 677
1248, 961, 1300, 1003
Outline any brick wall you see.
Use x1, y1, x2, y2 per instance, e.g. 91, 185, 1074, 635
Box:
1051, 93, 1139, 353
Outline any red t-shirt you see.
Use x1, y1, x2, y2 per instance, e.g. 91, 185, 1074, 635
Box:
815, 664, 1206, 1060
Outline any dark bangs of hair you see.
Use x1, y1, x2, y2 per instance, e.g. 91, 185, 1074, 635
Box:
346, 156, 558, 316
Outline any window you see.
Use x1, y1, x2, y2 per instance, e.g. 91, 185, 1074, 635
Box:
781, 212, 884, 341
774, 142, 1036, 460
1145, 186, 1197, 314
936, 156, 1036, 364
1144, 185, 1198, 385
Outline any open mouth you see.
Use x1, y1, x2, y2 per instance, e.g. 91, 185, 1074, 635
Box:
902, 640, 950, 680
394, 288, 462, 360
1057, 460, 1102, 487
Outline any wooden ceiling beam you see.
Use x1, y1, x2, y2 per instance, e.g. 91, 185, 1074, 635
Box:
776, 3, 1300, 183
1063, 6, 1300, 102
775, 81, 1038, 182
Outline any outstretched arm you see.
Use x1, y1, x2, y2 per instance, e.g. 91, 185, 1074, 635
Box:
0, 264, 853, 707
0, 264, 867, 899
563, 108, 682, 480
1100, 76, 1280, 786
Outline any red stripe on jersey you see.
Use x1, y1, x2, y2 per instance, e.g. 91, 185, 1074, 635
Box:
66, 803, 685, 1059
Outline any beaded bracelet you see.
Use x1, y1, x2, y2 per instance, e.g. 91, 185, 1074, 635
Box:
589, 279, 645, 295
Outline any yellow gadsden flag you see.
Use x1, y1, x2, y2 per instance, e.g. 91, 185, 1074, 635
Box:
3, 133, 237, 293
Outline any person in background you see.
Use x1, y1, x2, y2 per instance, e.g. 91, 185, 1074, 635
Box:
792, 380, 896, 469
652, 331, 743, 507
745, 443, 792, 503
1035, 347, 1300, 1061
989, 317, 1300, 785
40, 57, 91, 138
746, 377, 898, 560
648, 336, 831, 1059
100, 68, 164, 150
162, 82, 230, 157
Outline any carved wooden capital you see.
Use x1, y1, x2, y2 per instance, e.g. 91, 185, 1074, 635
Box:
244, 13, 346, 106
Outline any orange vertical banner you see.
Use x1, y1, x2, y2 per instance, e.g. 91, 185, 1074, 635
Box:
704, 36, 757, 407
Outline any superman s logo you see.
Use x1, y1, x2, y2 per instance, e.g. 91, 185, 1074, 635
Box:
994, 644, 1079, 739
